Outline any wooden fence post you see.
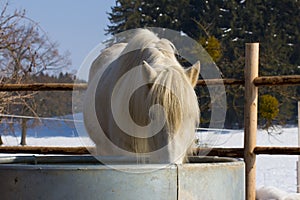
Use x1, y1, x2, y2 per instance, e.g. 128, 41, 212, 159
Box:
297, 102, 300, 193
244, 43, 259, 200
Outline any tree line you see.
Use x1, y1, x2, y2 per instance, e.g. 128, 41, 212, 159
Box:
0, 2, 73, 144
106, 0, 300, 129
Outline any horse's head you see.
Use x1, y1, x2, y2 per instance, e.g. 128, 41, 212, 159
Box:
141, 54, 200, 135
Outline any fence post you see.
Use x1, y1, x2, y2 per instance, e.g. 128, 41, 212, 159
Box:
297, 101, 300, 193
244, 43, 259, 200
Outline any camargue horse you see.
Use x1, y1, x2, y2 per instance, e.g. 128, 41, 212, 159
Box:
84, 29, 200, 164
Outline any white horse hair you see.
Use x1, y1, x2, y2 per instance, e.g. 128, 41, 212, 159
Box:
84, 29, 200, 164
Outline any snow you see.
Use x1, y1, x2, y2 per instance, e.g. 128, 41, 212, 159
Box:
1, 135, 94, 147
1, 123, 300, 198
256, 186, 300, 200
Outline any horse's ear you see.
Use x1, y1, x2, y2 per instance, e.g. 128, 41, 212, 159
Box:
142, 61, 157, 82
185, 61, 200, 87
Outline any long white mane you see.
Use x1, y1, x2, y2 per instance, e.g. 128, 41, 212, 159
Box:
84, 29, 200, 163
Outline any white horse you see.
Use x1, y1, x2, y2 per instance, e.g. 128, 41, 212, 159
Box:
84, 29, 200, 164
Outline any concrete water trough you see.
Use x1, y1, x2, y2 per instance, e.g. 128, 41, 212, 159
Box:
0, 156, 245, 200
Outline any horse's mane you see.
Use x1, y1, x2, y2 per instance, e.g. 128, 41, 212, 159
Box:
121, 29, 178, 66
117, 29, 199, 136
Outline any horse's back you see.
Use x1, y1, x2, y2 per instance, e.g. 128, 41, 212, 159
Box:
88, 43, 127, 82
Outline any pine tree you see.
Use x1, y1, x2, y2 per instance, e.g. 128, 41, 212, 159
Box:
105, 0, 300, 128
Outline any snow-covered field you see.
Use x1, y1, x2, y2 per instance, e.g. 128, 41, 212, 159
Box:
1, 125, 300, 196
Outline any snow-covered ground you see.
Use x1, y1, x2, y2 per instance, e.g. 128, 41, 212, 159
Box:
1, 135, 94, 147
1, 125, 300, 197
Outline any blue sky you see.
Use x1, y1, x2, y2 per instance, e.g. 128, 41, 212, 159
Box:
8, 0, 115, 74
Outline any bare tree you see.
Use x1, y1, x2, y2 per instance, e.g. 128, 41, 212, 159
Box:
0, 1, 71, 145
